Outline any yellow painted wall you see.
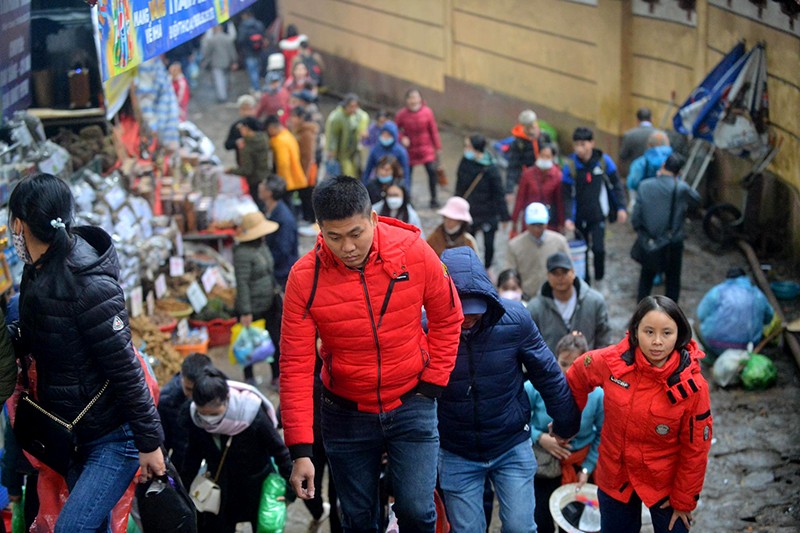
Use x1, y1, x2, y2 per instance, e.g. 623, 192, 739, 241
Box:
282, 0, 800, 195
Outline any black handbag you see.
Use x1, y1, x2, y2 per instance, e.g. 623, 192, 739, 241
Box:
14, 355, 108, 477
137, 454, 198, 533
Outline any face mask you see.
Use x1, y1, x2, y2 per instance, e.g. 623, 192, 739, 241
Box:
12, 230, 33, 265
499, 290, 523, 302
386, 196, 403, 210
444, 223, 462, 235
535, 159, 554, 170
377, 174, 393, 184
379, 136, 394, 147
198, 412, 225, 426
464, 150, 475, 161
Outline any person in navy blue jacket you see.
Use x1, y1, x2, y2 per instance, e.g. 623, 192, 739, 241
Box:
258, 174, 299, 289
438, 246, 580, 533
361, 121, 411, 190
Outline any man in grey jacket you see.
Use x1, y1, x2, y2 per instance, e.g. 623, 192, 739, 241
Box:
528, 252, 612, 354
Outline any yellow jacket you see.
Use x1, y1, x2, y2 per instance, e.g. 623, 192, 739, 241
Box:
270, 128, 307, 191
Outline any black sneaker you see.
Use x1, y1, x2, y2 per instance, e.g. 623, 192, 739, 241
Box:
429, 199, 440, 209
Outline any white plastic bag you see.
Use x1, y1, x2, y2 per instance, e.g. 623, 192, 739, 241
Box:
712, 347, 751, 387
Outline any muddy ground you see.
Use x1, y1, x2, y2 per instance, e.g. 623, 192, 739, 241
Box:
188, 70, 800, 532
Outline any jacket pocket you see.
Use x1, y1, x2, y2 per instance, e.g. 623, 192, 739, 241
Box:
417, 347, 430, 379
648, 402, 683, 446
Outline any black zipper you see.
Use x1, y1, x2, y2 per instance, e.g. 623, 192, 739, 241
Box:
689, 414, 694, 444
359, 269, 384, 412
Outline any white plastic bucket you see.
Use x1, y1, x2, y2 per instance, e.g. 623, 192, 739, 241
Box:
550, 483, 652, 533
569, 240, 587, 281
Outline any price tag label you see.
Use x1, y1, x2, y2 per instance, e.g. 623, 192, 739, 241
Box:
146, 291, 155, 316
201, 267, 218, 293
175, 232, 184, 257
177, 318, 190, 340
169, 256, 185, 277
130, 286, 144, 318
154, 274, 167, 299
186, 281, 208, 314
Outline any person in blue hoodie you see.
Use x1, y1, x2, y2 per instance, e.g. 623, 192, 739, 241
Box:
362, 120, 411, 190
626, 130, 673, 194
437, 247, 581, 533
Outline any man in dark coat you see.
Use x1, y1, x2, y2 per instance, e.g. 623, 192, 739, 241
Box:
437, 247, 580, 533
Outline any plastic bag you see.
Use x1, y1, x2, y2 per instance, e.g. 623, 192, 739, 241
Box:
228, 320, 266, 364
12, 498, 25, 533
741, 353, 777, 390
257, 473, 287, 533
232, 326, 275, 366
712, 348, 750, 387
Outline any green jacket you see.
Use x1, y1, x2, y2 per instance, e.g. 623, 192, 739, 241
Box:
0, 307, 15, 404
229, 132, 271, 187
234, 241, 276, 316
325, 106, 369, 160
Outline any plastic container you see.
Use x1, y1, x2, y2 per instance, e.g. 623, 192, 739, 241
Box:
173, 338, 209, 357
569, 239, 588, 281
158, 319, 178, 335
770, 281, 800, 300
550, 483, 651, 533
190, 318, 237, 347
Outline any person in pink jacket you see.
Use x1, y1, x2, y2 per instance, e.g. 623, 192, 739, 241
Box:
395, 88, 442, 208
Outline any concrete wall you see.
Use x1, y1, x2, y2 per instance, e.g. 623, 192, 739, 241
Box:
282, 0, 800, 261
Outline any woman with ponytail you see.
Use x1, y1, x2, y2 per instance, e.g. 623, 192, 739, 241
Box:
9, 173, 165, 531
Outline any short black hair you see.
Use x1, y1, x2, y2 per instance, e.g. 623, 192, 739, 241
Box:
572, 127, 593, 142
192, 367, 229, 407
663, 153, 685, 175
290, 106, 308, 119
313, 175, 372, 223
539, 143, 558, 156
469, 134, 487, 153
726, 267, 746, 279
263, 174, 288, 201
341, 93, 359, 107
636, 107, 652, 122
286, 24, 298, 38
376, 109, 390, 120
239, 116, 262, 131
628, 295, 693, 352
263, 115, 281, 129
497, 268, 522, 289
181, 353, 213, 383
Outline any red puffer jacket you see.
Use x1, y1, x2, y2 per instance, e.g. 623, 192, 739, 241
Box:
395, 105, 442, 166
280, 217, 463, 457
567, 336, 712, 512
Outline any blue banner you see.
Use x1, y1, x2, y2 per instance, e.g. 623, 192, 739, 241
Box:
1, 0, 32, 120
96, 0, 256, 81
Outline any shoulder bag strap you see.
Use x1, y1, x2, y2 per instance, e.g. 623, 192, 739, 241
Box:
665, 180, 678, 237
71, 380, 110, 426
212, 435, 234, 483
462, 171, 486, 200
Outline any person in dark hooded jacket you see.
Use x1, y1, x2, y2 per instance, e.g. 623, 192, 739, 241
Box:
362, 120, 410, 190
9, 173, 164, 531
437, 246, 580, 533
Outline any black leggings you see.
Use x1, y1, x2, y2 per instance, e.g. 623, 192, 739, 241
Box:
411, 161, 439, 202
473, 222, 497, 269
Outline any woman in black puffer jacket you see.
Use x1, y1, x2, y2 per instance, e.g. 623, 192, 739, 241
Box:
10, 174, 165, 532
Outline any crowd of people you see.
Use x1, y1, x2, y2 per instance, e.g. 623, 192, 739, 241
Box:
11, 10, 789, 533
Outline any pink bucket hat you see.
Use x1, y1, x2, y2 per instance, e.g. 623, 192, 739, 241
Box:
437, 197, 473, 224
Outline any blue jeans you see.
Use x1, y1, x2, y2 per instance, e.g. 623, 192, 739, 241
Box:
321, 393, 439, 533
56, 424, 141, 533
598, 488, 690, 533
244, 56, 262, 91
438, 440, 536, 533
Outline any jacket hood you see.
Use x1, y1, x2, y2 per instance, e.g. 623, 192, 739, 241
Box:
441, 247, 504, 328
379, 121, 399, 142
511, 123, 533, 141
644, 145, 672, 166
314, 216, 421, 278
69, 226, 120, 279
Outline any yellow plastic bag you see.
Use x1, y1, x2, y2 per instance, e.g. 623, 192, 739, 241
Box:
228, 319, 266, 364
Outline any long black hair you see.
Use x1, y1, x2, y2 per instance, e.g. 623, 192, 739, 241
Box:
9, 173, 76, 297
628, 295, 693, 352
192, 367, 229, 407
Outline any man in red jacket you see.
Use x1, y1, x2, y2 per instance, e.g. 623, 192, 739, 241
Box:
280, 175, 463, 532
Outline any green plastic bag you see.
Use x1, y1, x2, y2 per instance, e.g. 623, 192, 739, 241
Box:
741, 353, 777, 390
257, 472, 287, 533
11, 501, 25, 533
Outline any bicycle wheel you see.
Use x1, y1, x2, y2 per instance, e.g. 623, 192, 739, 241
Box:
703, 203, 742, 245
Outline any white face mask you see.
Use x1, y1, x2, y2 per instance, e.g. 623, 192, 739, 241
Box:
385, 197, 403, 210
444, 223, 462, 235
499, 290, 523, 302
535, 159, 554, 170
198, 411, 225, 426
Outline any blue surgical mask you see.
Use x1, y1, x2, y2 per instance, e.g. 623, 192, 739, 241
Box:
377, 175, 393, 184
379, 137, 394, 147
464, 150, 475, 161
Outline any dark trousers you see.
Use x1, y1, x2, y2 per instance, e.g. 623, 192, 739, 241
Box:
533, 475, 562, 533
637, 241, 684, 303
303, 440, 343, 533
598, 488, 690, 533
578, 220, 606, 282
298, 186, 315, 223
473, 222, 497, 269
412, 161, 439, 203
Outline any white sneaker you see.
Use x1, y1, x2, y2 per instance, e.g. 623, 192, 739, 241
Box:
306, 502, 331, 533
